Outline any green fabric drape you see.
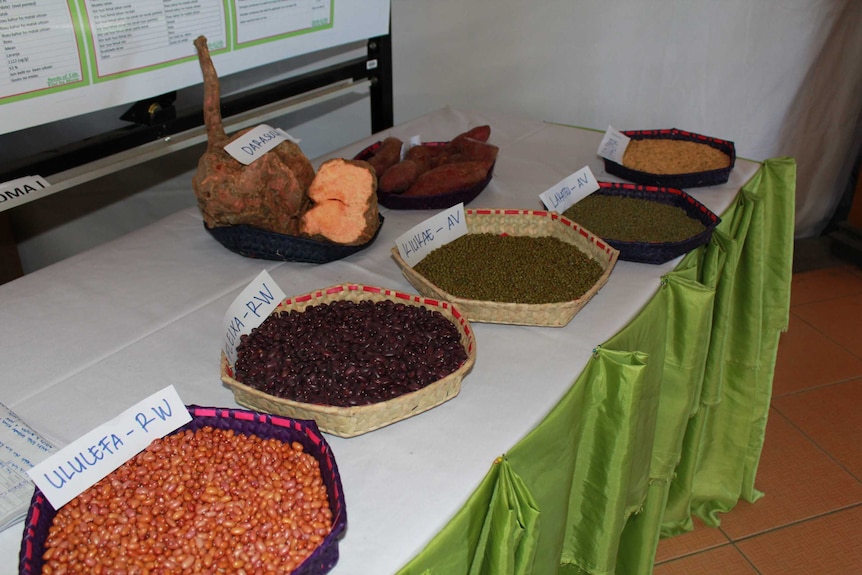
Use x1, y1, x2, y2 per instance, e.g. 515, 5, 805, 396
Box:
397, 157, 795, 575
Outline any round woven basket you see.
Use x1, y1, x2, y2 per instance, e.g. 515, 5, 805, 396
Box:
564, 182, 721, 264
221, 284, 477, 438
19, 406, 346, 575
354, 141, 494, 210
602, 128, 736, 188
205, 214, 384, 263
392, 209, 619, 327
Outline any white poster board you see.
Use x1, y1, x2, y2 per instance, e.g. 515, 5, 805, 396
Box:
0, 0, 390, 134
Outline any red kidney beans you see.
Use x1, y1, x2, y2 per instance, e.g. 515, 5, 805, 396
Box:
234, 300, 468, 406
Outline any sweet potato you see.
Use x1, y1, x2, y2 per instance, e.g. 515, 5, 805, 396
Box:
403, 161, 493, 197
429, 125, 494, 167
405, 145, 434, 173
366, 137, 403, 178
191, 36, 313, 235
454, 137, 499, 163
379, 159, 424, 194
453, 124, 491, 144
300, 158, 380, 245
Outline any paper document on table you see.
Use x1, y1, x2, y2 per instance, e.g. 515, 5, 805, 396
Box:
0, 403, 56, 532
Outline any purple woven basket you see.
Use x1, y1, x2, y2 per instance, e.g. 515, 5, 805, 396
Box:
603, 128, 736, 188
355, 141, 494, 210
562, 182, 721, 265
206, 214, 383, 263
19, 406, 347, 575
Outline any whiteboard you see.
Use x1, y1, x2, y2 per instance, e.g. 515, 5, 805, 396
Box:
0, 0, 390, 135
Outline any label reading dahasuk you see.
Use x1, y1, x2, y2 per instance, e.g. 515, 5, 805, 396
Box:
224, 124, 300, 165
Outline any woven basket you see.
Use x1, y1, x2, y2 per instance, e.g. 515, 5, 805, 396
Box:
354, 141, 494, 210
19, 406, 346, 575
392, 209, 619, 327
205, 214, 384, 263
603, 128, 736, 188
566, 182, 721, 265
221, 284, 477, 438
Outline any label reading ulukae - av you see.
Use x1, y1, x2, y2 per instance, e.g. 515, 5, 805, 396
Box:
396, 203, 468, 266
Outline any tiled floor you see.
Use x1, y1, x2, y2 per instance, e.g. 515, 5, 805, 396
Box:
652, 262, 862, 574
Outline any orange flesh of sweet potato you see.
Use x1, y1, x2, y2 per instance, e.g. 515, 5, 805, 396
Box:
300, 159, 379, 245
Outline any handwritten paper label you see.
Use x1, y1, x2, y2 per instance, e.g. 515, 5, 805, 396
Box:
540, 166, 600, 213
27, 386, 192, 509
223, 270, 286, 365
224, 124, 299, 165
401, 135, 422, 160
0, 175, 51, 213
596, 125, 631, 164
396, 203, 468, 266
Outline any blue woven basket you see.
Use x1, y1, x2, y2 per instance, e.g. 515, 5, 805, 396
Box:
603, 128, 735, 188
563, 182, 721, 265
206, 214, 383, 263
355, 141, 494, 210
19, 406, 347, 575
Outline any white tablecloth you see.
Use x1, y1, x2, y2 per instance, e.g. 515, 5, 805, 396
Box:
0, 107, 760, 574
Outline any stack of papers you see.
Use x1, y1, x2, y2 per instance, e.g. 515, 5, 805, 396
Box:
0, 403, 56, 532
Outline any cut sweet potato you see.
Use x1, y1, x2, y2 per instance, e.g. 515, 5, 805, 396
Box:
300, 159, 380, 245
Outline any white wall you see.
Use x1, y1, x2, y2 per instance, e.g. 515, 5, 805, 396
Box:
388, 0, 862, 237
9, 0, 862, 273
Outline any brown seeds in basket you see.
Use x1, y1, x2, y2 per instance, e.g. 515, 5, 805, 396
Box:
622, 138, 731, 174
42, 427, 332, 574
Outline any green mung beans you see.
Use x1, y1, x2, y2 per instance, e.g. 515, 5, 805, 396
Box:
413, 234, 604, 304
563, 194, 705, 243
